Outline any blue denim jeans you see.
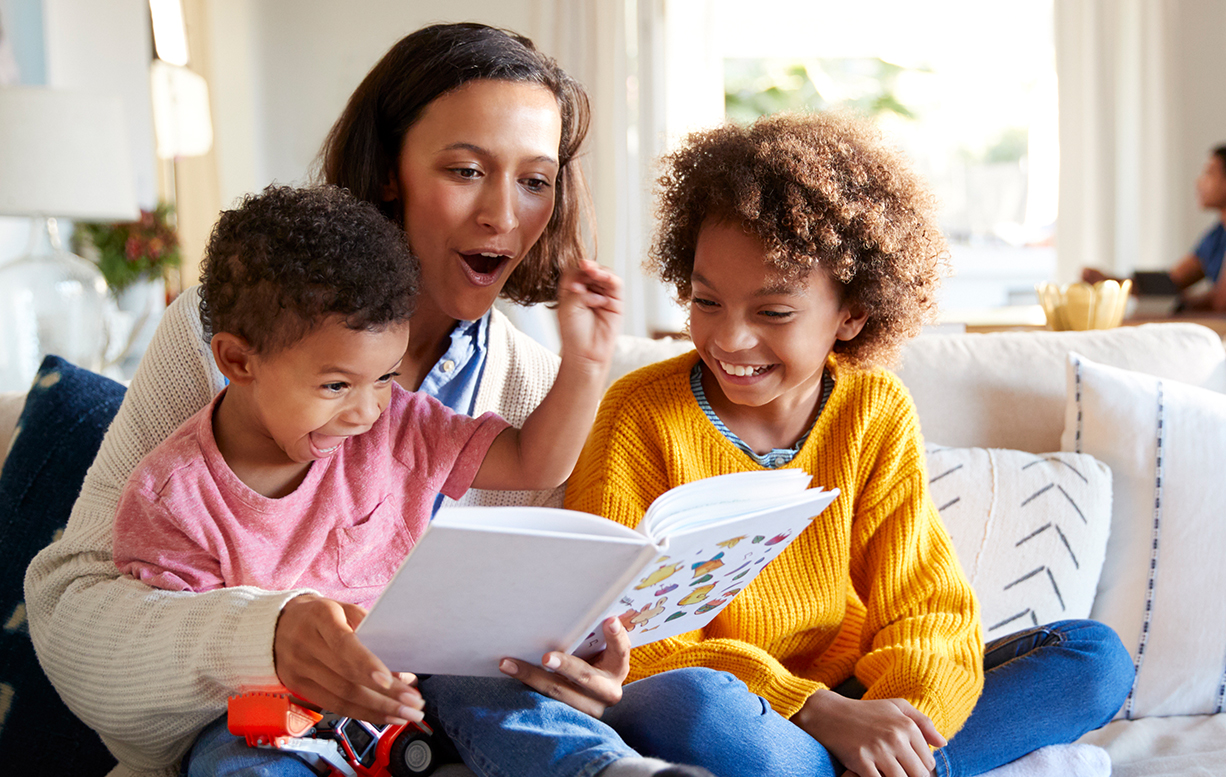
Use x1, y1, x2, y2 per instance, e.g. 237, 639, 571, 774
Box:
597, 619, 1134, 777
184, 619, 1133, 777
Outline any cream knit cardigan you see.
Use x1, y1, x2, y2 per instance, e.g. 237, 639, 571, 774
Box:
24, 287, 562, 777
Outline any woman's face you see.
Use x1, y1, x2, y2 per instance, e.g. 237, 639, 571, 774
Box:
388, 79, 564, 325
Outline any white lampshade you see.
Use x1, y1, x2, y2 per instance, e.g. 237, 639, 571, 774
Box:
0, 88, 141, 390
0, 88, 140, 221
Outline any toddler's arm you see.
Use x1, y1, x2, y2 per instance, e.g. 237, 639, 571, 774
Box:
112, 481, 225, 593
472, 260, 622, 491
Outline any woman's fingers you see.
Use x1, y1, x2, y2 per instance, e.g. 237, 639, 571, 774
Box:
273, 594, 424, 723
565, 260, 624, 306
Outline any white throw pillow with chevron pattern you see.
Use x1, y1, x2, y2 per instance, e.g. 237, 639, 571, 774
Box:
926, 444, 1113, 642
1063, 352, 1226, 720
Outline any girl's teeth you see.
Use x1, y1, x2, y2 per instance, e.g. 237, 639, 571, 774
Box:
720, 361, 768, 377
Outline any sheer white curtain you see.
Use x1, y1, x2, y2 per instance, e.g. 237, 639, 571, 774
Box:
1055, 0, 1226, 282
523, 0, 683, 339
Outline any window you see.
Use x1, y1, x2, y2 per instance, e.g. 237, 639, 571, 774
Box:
664, 0, 1057, 313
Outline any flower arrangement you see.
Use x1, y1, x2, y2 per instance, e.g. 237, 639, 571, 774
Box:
75, 203, 181, 295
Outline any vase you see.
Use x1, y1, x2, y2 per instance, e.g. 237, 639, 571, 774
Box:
106, 277, 166, 378
0, 247, 109, 392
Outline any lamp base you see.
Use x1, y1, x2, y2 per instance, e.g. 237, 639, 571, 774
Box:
0, 231, 110, 391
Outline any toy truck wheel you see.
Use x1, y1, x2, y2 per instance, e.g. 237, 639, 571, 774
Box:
388, 729, 437, 776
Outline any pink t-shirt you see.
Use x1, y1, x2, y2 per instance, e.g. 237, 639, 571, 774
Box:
113, 384, 510, 609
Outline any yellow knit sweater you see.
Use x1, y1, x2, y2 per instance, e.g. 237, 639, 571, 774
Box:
565, 352, 984, 736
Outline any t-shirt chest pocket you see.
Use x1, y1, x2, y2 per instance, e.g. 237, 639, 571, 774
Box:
334, 499, 413, 589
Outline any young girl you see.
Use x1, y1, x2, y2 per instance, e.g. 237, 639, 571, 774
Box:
565, 113, 1136, 777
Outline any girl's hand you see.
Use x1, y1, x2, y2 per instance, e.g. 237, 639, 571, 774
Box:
273, 594, 425, 725
793, 690, 946, 777
556, 260, 623, 372
498, 616, 631, 718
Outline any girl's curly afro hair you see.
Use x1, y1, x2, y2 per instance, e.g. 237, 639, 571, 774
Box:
648, 111, 949, 370
200, 184, 419, 355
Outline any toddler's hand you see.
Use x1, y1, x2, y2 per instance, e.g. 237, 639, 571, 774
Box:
793, 690, 946, 777
556, 260, 623, 373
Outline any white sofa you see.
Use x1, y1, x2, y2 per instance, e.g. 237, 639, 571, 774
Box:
3, 322, 1225, 776
892, 323, 1226, 777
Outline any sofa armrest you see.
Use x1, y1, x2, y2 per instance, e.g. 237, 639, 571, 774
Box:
0, 390, 27, 471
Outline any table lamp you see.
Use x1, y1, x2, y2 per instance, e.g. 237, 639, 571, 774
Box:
0, 87, 140, 391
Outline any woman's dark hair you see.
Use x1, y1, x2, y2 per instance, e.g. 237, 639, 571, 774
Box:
319, 22, 591, 304
1214, 145, 1226, 170
199, 184, 419, 355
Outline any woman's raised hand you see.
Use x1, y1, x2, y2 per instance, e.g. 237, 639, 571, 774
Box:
273, 594, 425, 725
498, 616, 631, 718
556, 259, 623, 373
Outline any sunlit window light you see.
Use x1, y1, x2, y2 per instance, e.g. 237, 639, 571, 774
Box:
149, 0, 189, 67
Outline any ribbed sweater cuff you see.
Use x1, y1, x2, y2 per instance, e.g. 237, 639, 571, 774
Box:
761, 672, 825, 719
107, 763, 180, 777
223, 588, 317, 688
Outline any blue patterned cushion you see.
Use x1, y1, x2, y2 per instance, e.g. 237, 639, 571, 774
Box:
0, 355, 123, 774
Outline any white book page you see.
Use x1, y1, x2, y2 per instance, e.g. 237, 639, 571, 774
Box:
357, 522, 656, 676
435, 506, 643, 540
641, 469, 813, 537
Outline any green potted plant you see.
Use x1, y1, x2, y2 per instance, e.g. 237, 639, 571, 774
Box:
74, 203, 181, 374
74, 202, 181, 297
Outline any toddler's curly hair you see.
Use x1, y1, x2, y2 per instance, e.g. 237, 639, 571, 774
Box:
200, 184, 419, 354
649, 112, 948, 370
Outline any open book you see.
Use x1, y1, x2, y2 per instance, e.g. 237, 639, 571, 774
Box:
356, 470, 838, 676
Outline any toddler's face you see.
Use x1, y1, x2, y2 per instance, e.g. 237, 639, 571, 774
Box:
688, 220, 865, 418
246, 317, 411, 464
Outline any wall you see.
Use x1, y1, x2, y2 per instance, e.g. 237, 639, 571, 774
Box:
1171, 0, 1226, 253
1055, 0, 1226, 281
207, 1, 535, 209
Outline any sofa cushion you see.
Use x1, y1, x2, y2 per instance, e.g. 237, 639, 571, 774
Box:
0, 356, 123, 773
926, 445, 1113, 640
897, 323, 1226, 453
1062, 353, 1226, 719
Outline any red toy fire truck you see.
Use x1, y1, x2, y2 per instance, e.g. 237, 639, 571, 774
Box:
227, 689, 442, 776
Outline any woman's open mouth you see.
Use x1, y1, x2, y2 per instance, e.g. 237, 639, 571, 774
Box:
460, 251, 511, 286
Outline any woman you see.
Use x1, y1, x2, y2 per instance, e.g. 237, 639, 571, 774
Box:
24, 23, 632, 777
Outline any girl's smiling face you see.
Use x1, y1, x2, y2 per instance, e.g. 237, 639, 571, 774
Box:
689, 220, 867, 425
388, 79, 564, 326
